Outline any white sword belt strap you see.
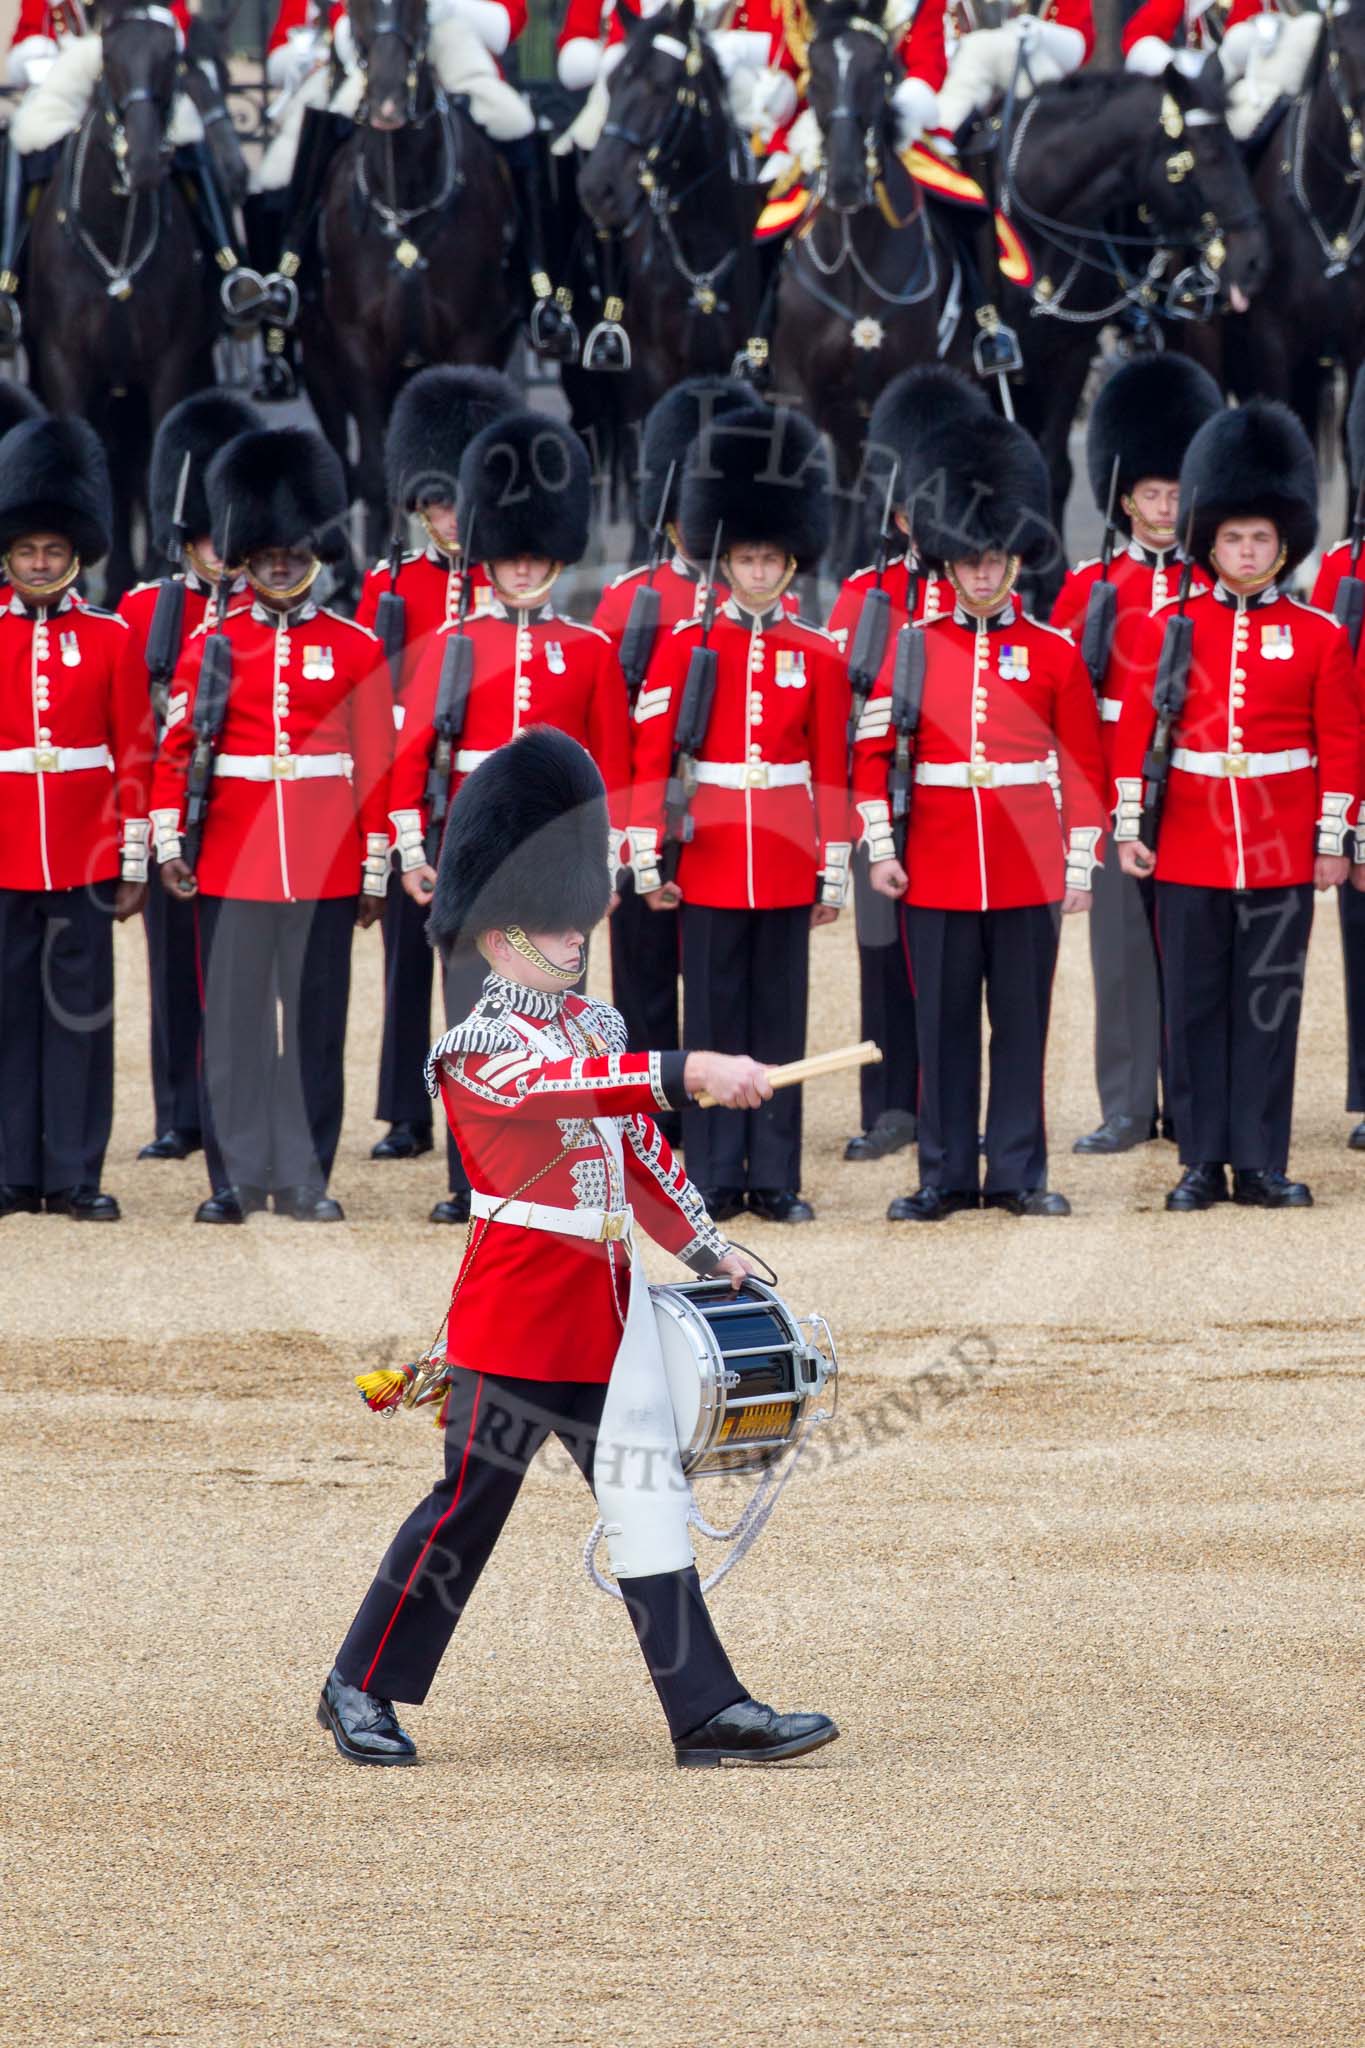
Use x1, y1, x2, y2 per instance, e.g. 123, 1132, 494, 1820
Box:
468, 1189, 634, 1242
212, 752, 354, 781
691, 760, 812, 790
914, 758, 1052, 788
0, 744, 112, 773
1171, 747, 1315, 779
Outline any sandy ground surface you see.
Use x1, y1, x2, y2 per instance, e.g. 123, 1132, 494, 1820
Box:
4, 897, 1363, 2048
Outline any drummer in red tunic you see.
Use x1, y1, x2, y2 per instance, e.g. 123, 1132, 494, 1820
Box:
321, 727, 839, 1771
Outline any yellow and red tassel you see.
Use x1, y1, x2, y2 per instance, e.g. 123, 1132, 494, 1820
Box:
355, 1362, 417, 1414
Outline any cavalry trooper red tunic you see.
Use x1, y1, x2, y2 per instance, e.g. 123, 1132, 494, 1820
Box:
354, 364, 517, 1163
1050, 352, 1222, 1155
1310, 471, 1365, 1149
0, 418, 153, 1217
387, 408, 630, 1219
1112, 401, 1359, 1200
628, 405, 849, 1218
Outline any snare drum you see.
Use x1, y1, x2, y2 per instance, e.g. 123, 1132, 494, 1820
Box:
651, 1277, 837, 1476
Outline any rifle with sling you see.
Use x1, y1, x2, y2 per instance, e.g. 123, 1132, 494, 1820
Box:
886, 580, 927, 866
1332, 475, 1365, 657
373, 513, 408, 695
845, 464, 899, 777
660, 522, 724, 886
1138, 495, 1198, 853
1079, 454, 1121, 693
422, 510, 477, 869
182, 511, 235, 875
145, 451, 191, 735
619, 459, 677, 705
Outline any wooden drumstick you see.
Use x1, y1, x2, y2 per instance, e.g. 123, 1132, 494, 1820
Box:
694, 1040, 882, 1108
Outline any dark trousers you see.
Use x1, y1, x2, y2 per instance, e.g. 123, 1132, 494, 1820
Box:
1088, 845, 1161, 1128
679, 903, 809, 1192
375, 868, 435, 1130
335, 1368, 746, 1740
440, 948, 489, 1196
143, 879, 202, 1137
0, 881, 115, 1193
196, 894, 354, 1196
1339, 882, 1365, 1114
906, 901, 1061, 1195
609, 876, 681, 1144
1156, 880, 1313, 1174
853, 848, 918, 1133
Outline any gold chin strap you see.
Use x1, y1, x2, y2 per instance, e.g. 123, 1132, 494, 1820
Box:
503, 925, 583, 983
1122, 495, 1178, 551
4, 552, 82, 606
185, 542, 221, 586
947, 556, 1020, 619
418, 508, 459, 558
1217, 543, 1288, 598
490, 567, 561, 612
245, 556, 322, 605
724, 554, 797, 615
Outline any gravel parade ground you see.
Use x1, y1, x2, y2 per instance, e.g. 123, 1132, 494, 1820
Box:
5, 907, 1363, 2047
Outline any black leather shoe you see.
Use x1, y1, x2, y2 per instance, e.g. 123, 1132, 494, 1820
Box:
429, 1192, 471, 1225
1072, 1114, 1150, 1156
1165, 1164, 1229, 1212
844, 1112, 917, 1162
370, 1121, 434, 1161
0, 1185, 41, 1218
698, 1187, 746, 1224
317, 1667, 417, 1766
984, 1189, 1071, 1217
1232, 1169, 1313, 1209
194, 1184, 268, 1224
886, 1186, 977, 1222
675, 1696, 838, 1768
138, 1128, 203, 1161
747, 1188, 815, 1224
275, 1186, 345, 1221
1349, 1119, 1365, 1151
46, 1186, 120, 1220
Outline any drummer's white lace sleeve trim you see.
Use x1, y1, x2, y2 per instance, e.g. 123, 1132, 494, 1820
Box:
624, 1114, 728, 1269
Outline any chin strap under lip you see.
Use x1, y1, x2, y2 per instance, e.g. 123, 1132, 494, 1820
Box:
503, 924, 583, 983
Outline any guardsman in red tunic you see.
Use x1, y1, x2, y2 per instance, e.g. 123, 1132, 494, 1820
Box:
827, 366, 988, 1167
0, 417, 153, 1220
629, 404, 850, 1224
854, 412, 1107, 1221
1309, 366, 1365, 1153
354, 365, 517, 1167
322, 726, 837, 1770
388, 410, 631, 1225
149, 427, 394, 1224
1112, 401, 1359, 1210
595, 376, 767, 1149
118, 389, 261, 1165
1050, 354, 1222, 1157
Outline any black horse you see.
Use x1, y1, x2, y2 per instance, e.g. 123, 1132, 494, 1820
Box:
297, 0, 520, 564
1191, 1, 1365, 460
181, 13, 250, 213
997, 58, 1268, 534
769, 3, 952, 574
575, 0, 764, 507
24, 0, 223, 596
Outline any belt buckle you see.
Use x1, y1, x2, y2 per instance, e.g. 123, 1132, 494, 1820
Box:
968, 760, 996, 787
1223, 752, 1249, 778
598, 1211, 625, 1242
270, 754, 297, 779
33, 744, 59, 772
745, 762, 770, 789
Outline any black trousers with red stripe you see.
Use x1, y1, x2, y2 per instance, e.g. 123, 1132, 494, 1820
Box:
143, 879, 202, 1138
853, 848, 918, 1135
0, 880, 116, 1193
374, 868, 435, 1131
1339, 880, 1365, 1115
335, 1367, 746, 1742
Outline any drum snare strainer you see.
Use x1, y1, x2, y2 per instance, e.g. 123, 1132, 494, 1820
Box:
652, 1276, 839, 1477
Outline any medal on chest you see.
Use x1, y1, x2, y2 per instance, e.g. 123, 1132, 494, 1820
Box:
1260, 623, 1293, 661
998, 642, 1030, 681
774, 648, 806, 687
545, 640, 566, 675
59, 629, 81, 669
301, 643, 335, 680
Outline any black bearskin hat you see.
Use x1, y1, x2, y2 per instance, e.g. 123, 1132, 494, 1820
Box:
866, 364, 989, 511
1179, 399, 1317, 575
150, 389, 262, 561
905, 412, 1055, 572
457, 412, 592, 566
1086, 354, 1223, 531
1347, 362, 1365, 496
677, 403, 831, 571
0, 415, 112, 563
427, 727, 613, 957
386, 365, 520, 514
637, 377, 767, 533
207, 426, 349, 565
0, 382, 44, 440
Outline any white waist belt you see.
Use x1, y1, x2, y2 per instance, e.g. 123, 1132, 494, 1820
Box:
469, 1188, 634, 1244
1100, 697, 1122, 724
692, 760, 812, 791
0, 743, 111, 773
915, 758, 1051, 789
454, 748, 494, 773
214, 751, 353, 782
1172, 746, 1313, 780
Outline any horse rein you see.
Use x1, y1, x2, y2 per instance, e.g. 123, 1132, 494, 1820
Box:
1287, 8, 1365, 277
358, 0, 431, 130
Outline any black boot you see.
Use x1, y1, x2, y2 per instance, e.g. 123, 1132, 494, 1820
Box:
499, 128, 578, 363
0, 133, 24, 357
954, 129, 1022, 401
175, 141, 271, 328
581, 227, 629, 372
317, 1667, 417, 1765
256, 108, 351, 396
